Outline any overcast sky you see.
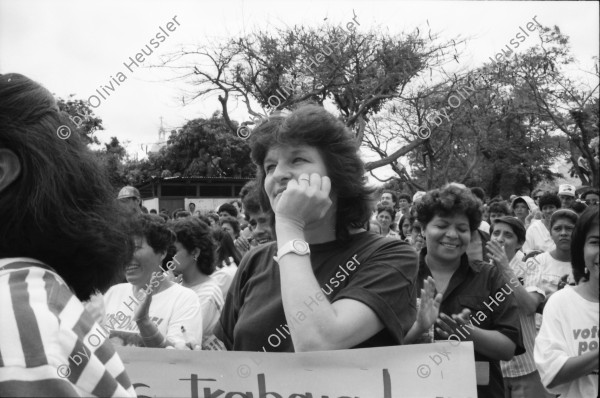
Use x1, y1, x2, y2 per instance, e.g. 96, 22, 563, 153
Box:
1, 0, 598, 181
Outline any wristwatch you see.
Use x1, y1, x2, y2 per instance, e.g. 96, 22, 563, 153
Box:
274, 239, 310, 263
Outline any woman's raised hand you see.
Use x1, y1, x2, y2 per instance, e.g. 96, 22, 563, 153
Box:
417, 276, 443, 331
273, 173, 333, 228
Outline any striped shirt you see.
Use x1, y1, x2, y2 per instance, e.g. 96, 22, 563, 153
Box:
500, 252, 546, 378
0, 258, 136, 397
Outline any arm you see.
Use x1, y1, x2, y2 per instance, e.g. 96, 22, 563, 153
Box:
487, 241, 544, 315
436, 310, 517, 361
547, 350, 599, 388
277, 220, 384, 351
405, 277, 442, 344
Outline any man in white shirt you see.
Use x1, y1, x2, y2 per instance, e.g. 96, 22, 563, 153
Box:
523, 193, 561, 254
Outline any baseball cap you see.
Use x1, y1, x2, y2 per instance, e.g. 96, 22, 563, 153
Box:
558, 184, 576, 197
117, 186, 141, 200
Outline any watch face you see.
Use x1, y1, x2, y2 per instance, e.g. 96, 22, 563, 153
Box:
292, 240, 309, 253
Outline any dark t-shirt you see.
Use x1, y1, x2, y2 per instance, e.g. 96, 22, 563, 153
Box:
216, 231, 418, 352
417, 248, 524, 398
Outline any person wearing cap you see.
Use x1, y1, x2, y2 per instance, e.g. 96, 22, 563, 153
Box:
118, 185, 142, 213
511, 196, 537, 229
523, 193, 562, 254
487, 218, 552, 398
581, 189, 599, 207
558, 184, 576, 209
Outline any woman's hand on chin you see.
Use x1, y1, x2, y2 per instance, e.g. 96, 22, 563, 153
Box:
274, 173, 332, 228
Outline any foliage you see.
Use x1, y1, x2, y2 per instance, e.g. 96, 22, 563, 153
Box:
56, 95, 103, 146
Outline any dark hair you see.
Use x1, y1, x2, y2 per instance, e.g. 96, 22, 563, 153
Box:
0, 73, 134, 300
417, 184, 482, 232
249, 104, 375, 241
219, 216, 240, 237
207, 212, 219, 222
581, 190, 599, 200
149, 209, 157, 214
158, 212, 169, 223
489, 201, 510, 215
571, 201, 588, 215
176, 211, 192, 218
550, 209, 579, 229
376, 205, 396, 220
571, 207, 599, 283
539, 192, 561, 210
490, 217, 526, 244
382, 189, 399, 205
218, 203, 238, 218
470, 187, 486, 202
131, 214, 175, 254
241, 180, 262, 216
397, 193, 412, 203
212, 229, 242, 266
398, 214, 413, 240
171, 217, 215, 275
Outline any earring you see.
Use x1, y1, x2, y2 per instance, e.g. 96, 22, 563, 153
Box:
193, 256, 198, 261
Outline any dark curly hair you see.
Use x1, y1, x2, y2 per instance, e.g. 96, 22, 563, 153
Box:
417, 184, 482, 232
539, 192, 561, 210
0, 73, 133, 300
489, 201, 510, 215
212, 229, 242, 266
219, 216, 240, 237
131, 214, 175, 254
171, 217, 215, 275
571, 207, 598, 283
249, 104, 375, 241
376, 205, 396, 220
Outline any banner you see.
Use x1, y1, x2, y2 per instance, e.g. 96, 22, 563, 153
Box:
116, 341, 478, 398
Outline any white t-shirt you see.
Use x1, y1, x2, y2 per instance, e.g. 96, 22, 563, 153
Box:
523, 220, 555, 253
534, 286, 599, 397
102, 282, 203, 348
211, 262, 238, 298
478, 220, 490, 234
528, 251, 574, 298
184, 278, 224, 337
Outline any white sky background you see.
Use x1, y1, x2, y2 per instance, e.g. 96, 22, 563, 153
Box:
1, 0, 598, 183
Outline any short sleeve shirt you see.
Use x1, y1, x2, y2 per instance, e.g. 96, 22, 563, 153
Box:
417, 249, 524, 398
216, 231, 419, 352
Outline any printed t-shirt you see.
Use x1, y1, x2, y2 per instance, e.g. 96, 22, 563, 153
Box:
534, 286, 599, 397
184, 278, 224, 337
103, 282, 203, 347
417, 249, 524, 398
216, 231, 419, 352
0, 258, 136, 397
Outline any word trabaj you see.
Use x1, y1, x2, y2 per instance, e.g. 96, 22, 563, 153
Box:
236, 11, 359, 140
56, 259, 179, 378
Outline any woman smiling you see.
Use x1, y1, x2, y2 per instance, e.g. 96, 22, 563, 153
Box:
405, 184, 523, 398
216, 105, 418, 352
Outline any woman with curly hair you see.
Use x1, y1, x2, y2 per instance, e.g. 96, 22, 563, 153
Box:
102, 214, 203, 350
170, 217, 224, 339
216, 104, 418, 352
0, 73, 135, 397
404, 183, 523, 398
534, 207, 599, 397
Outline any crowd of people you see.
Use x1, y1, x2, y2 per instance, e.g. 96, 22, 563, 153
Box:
0, 73, 598, 398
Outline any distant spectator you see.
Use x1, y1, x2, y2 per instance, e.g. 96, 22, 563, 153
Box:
532, 188, 546, 207
489, 201, 511, 224
219, 216, 240, 240
118, 185, 142, 213
380, 189, 398, 209
581, 189, 599, 207
511, 196, 536, 228
176, 211, 192, 219
218, 203, 238, 219
558, 184, 576, 209
211, 229, 242, 298
376, 205, 400, 239
523, 193, 561, 253
397, 193, 412, 218
206, 212, 220, 230
188, 202, 196, 214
